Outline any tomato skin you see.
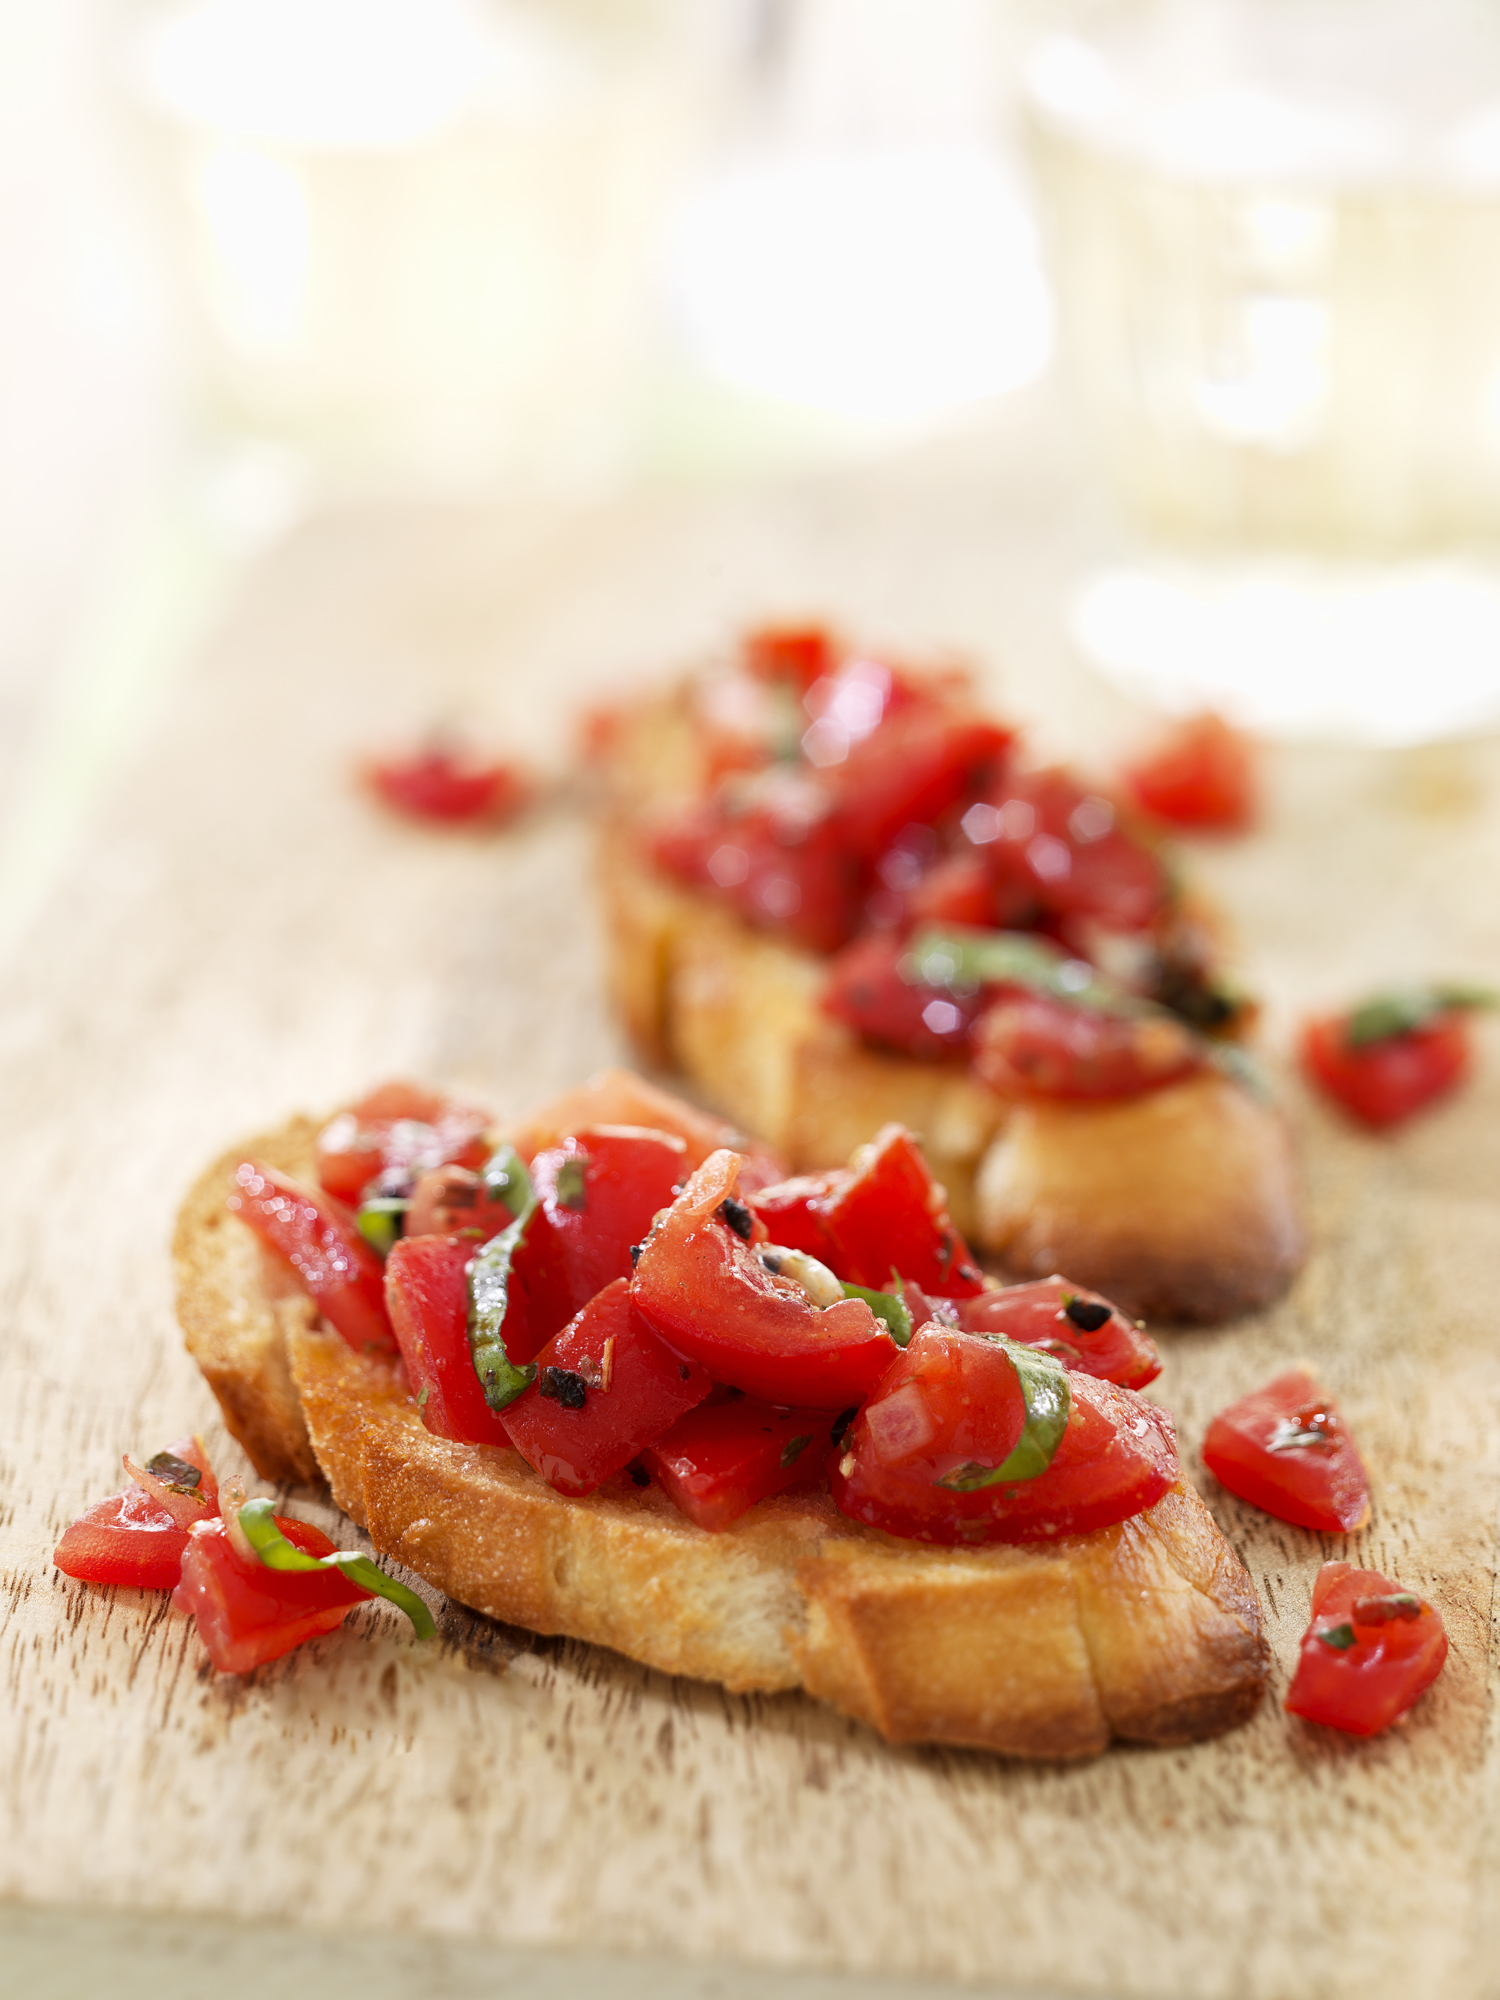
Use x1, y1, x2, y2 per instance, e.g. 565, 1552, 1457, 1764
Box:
173, 1516, 370, 1674
818, 1124, 985, 1298
228, 1160, 395, 1353
1202, 1368, 1370, 1532
905, 854, 996, 929
365, 747, 531, 826
952, 1278, 1161, 1390
402, 1165, 514, 1243
501, 1279, 712, 1498
743, 623, 835, 689
1285, 1561, 1448, 1737
970, 992, 1203, 1101
644, 1396, 841, 1532
1301, 1012, 1471, 1129
829, 709, 1012, 866
509, 1070, 786, 1194
747, 1172, 844, 1262
652, 788, 860, 955
54, 1434, 219, 1590
1126, 713, 1256, 833
316, 1083, 490, 1203
832, 1338, 1177, 1545
384, 1233, 512, 1448
630, 1150, 898, 1406
966, 769, 1165, 933
821, 930, 980, 1060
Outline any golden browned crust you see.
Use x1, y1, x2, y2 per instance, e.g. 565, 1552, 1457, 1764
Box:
595, 702, 1305, 1321
175, 1113, 1270, 1757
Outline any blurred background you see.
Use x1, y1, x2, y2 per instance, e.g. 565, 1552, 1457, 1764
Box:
8, 0, 1500, 954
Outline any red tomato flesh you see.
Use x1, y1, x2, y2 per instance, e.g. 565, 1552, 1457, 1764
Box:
366, 747, 531, 826
174, 1516, 370, 1674
652, 787, 860, 956
630, 1150, 898, 1406
1301, 1011, 1471, 1129
832, 1330, 1178, 1545
228, 1160, 395, 1353
644, 1396, 841, 1532
402, 1164, 514, 1243
54, 1437, 219, 1591
747, 1171, 844, 1262
967, 768, 1165, 933
1285, 1561, 1448, 1737
1202, 1367, 1370, 1532
970, 993, 1202, 1100
951, 1277, 1161, 1389
384, 1233, 511, 1448
509, 1070, 786, 1194
316, 1082, 490, 1203
829, 707, 1012, 865
501, 1278, 712, 1498
817, 1125, 984, 1298
1126, 713, 1256, 833
743, 623, 835, 689
821, 930, 980, 1061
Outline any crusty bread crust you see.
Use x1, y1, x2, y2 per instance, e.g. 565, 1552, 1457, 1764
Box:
175, 1115, 1270, 1758
594, 690, 1304, 1321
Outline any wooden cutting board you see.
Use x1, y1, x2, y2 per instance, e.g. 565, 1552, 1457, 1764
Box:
4, 402, 1500, 1999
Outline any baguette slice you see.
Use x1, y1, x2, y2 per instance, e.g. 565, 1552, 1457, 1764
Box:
174, 1114, 1270, 1758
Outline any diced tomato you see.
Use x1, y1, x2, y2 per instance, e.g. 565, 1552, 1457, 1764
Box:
501, 1279, 712, 1498
970, 991, 1203, 1100
832, 1334, 1177, 1545
818, 1125, 985, 1298
174, 1515, 371, 1674
54, 1437, 219, 1592
828, 707, 1012, 864
509, 1069, 786, 1194
966, 769, 1165, 933
1285, 1561, 1448, 1737
365, 746, 532, 827
384, 1233, 512, 1447
402, 1164, 514, 1244
1301, 1011, 1472, 1129
652, 783, 860, 955
743, 623, 836, 689
747, 1171, 844, 1262
519, 1126, 689, 1341
1202, 1368, 1370, 1532
821, 930, 979, 1060
227, 1160, 395, 1353
953, 1278, 1161, 1390
644, 1396, 842, 1531
316, 1082, 490, 1203
1126, 713, 1256, 833
906, 853, 996, 929
631, 1150, 899, 1406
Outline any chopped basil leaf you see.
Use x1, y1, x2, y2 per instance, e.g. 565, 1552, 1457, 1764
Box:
553, 1155, 588, 1211
1318, 1621, 1357, 1652
416, 1383, 430, 1411
841, 1281, 914, 1348
467, 1168, 540, 1411
935, 1337, 1071, 1490
780, 1434, 812, 1469
480, 1142, 533, 1216
903, 926, 1150, 1020
235, 1497, 435, 1639
355, 1195, 408, 1259
1345, 984, 1498, 1047
145, 1451, 201, 1490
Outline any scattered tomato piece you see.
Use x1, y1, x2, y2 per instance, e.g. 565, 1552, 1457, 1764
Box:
365, 745, 532, 827
1285, 1560, 1447, 1736
1125, 713, 1256, 832
643, 1396, 841, 1531
174, 1514, 371, 1673
228, 1159, 396, 1353
1202, 1367, 1370, 1532
53, 1436, 218, 1592
1301, 987, 1493, 1128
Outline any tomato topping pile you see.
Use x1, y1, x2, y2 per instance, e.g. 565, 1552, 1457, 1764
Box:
365, 743, 532, 827
266, 1078, 1180, 1547
1202, 1367, 1370, 1533
1300, 986, 1494, 1129
1285, 1561, 1448, 1737
1124, 713, 1256, 833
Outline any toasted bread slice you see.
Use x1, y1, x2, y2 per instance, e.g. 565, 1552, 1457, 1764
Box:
594, 689, 1304, 1321
175, 1113, 1269, 1758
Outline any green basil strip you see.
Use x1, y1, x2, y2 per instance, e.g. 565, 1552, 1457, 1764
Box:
355, 1196, 408, 1259
1345, 984, 1499, 1047
903, 926, 1150, 1021
935, 1336, 1071, 1491
236, 1498, 435, 1639
1318, 1622, 1357, 1652
841, 1282, 914, 1349
780, 1434, 812, 1469
467, 1151, 540, 1412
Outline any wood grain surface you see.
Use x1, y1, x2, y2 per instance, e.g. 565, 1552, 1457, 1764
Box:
3, 400, 1500, 1999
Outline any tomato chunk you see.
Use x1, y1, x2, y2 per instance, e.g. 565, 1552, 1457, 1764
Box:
316, 1082, 490, 1203
384, 1233, 511, 1447
970, 992, 1202, 1100
832, 1332, 1178, 1545
402, 1164, 514, 1244
747, 1171, 843, 1262
829, 706, 1012, 865
644, 1396, 842, 1532
174, 1515, 371, 1673
501, 1279, 712, 1497
817, 1125, 984, 1298
743, 623, 836, 689
652, 783, 860, 955
952, 1277, 1161, 1389
1285, 1561, 1448, 1737
965, 768, 1165, 933
365, 746, 531, 826
509, 1069, 786, 1194
54, 1436, 219, 1592
228, 1160, 395, 1353
1125, 713, 1256, 833
821, 930, 980, 1060
1301, 1011, 1472, 1129
1202, 1368, 1370, 1532
631, 1150, 898, 1406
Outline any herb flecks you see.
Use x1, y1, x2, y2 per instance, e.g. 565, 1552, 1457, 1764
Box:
145, 1452, 202, 1492
717, 1196, 754, 1241
780, 1435, 812, 1469
1344, 983, 1498, 1047
1353, 1592, 1423, 1626
554, 1156, 589, 1211
538, 1367, 588, 1411
1061, 1296, 1112, 1334
830, 1407, 857, 1450
1318, 1622, 1357, 1651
